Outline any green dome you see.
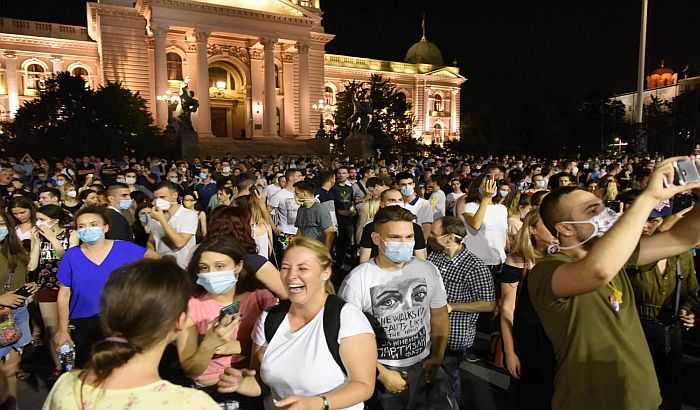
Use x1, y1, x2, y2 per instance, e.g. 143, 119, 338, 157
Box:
404, 36, 444, 66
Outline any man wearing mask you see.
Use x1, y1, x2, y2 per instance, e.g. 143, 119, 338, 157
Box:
428, 216, 495, 406
123, 169, 153, 198
395, 172, 433, 239
194, 166, 217, 210
147, 181, 198, 268
165, 170, 187, 199
530, 157, 700, 410
105, 183, 135, 241
339, 206, 455, 410
293, 180, 334, 251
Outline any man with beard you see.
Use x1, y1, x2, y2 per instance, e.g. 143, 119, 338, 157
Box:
530, 157, 700, 410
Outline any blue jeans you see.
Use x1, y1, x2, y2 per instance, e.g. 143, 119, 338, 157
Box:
375, 361, 458, 410
442, 350, 465, 407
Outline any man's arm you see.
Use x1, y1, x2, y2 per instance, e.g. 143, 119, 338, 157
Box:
423, 305, 449, 382
413, 248, 427, 260
450, 300, 496, 313
638, 202, 700, 265
324, 226, 335, 251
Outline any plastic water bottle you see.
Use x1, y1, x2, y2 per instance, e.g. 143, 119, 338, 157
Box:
58, 343, 75, 372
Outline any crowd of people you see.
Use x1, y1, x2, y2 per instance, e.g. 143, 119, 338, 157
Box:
0, 151, 694, 409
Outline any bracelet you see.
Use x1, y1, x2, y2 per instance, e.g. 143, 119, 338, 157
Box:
319, 395, 329, 410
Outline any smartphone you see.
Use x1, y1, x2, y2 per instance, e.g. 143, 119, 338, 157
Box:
14, 286, 33, 298
485, 174, 494, 182
605, 200, 622, 213
672, 193, 695, 214
250, 185, 259, 196
673, 160, 700, 185
219, 301, 240, 321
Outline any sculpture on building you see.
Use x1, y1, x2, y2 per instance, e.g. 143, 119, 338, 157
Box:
163, 81, 199, 159
346, 85, 373, 134
175, 82, 199, 133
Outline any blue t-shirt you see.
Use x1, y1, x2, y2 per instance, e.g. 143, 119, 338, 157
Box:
57, 241, 146, 320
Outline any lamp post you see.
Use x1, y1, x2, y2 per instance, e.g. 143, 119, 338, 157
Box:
156, 89, 180, 123
312, 99, 334, 139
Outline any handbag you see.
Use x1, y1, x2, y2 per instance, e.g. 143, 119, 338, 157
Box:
0, 307, 21, 348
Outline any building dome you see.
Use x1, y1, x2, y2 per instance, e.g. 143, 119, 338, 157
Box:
646, 60, 677, 89
404, 36, 444, 66
650, 62, 674, 76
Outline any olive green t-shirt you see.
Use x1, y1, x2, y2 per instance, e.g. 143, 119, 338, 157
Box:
528, 249, 661, 410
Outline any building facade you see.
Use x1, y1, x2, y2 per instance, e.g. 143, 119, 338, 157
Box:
0, 0, 465, 146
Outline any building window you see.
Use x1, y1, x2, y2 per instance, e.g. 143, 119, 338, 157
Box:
26, 64, 45, 90
209, 67, 234, 90
71, 66, 88, 78
324, 86, 335, 106
166, 53, 184, 81
274, 65, 281, 89
433, 94, 443, 113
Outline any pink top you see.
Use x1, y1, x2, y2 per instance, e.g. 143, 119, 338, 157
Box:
187, 289, 278, 382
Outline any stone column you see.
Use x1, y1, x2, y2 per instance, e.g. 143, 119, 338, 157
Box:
152, 25, 168, 128
282, 53, 295, 137
193, 29, 212, 137
249, 46, 264, 137
424, 84, 431, 134
51, 56, 63, 73
4, 52, 19, 118
297, 41, 310, 138
450, 89, 457, 134
262, 38, 278, 137
245, 84, 253, 139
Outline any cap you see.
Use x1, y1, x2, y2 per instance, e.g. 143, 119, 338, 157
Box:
650, 200, 671, 219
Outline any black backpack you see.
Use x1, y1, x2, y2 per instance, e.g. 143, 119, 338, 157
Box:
264, 294, 346, 374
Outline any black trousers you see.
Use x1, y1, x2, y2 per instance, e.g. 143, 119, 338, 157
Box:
70, 315, 102, 368
334, 223, 355, 274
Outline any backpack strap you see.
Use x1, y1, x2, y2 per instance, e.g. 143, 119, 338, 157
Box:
323, 294, 347, 375
264, 300, 291, 344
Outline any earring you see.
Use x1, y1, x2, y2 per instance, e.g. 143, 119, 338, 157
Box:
546, 242, 559, 254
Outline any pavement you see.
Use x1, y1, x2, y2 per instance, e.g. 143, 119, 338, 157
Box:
16, 333, 700, 409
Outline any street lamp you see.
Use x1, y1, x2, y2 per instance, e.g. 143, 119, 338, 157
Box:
156, 89, 180, 122
312, 99, 334, 138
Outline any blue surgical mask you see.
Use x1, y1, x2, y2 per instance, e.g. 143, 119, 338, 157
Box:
139, 214, 149, 224
56, 180, 65, 187
118, 199, 133, 210
499, 191, 509, 198
381, 239, 415, 264
400, 185, 414, 197
78, 227, 104, 245
196, 270, 238, 294
0, 226, 8, 242
116, 178, 126, 184
199, 172, 208, 180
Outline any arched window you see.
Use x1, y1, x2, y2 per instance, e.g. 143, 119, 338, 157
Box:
26, 64, 45, 90
274, 65, 281, 89
324, 86, 335, 106
209, 67, 234, 90
166, 53, 183, 81
71, 66, 88, 78
433, 94, 443, 113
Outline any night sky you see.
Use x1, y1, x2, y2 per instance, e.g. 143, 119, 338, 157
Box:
3, 0, 700, 111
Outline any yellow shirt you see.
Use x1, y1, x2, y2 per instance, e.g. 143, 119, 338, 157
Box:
43, 371, 220, 410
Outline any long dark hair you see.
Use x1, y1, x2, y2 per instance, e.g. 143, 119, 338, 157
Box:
0, 209, 28, 269
80, 259, 190, 395
8, 196, 37, 226
465, 174, 488, 203
207, 206, 257, 255
187, 235, 256, 295
37, 204, 71, 227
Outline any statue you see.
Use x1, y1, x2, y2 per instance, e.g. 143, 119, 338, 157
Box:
165, 81, 199, 159
174, 82, 199, 133
346, 86, 372, 135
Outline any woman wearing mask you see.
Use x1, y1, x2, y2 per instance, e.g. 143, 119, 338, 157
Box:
178, 236, 276, 408
499, 210, 556, 410
184, 193, 207, 240
44, 259, 220, 409
28, 205, 78, 376
133, 203, 152, 248
233, 194, 274, 259
0, 210, 36, 407
206, 207, 286, 298
53, 206, 158, 367
61, 182, 81, 216
218, 237, 376, 410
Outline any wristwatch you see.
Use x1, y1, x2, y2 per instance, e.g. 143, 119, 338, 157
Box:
319, 395, 329, 410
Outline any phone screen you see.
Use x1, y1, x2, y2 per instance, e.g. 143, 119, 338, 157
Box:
219, 301, 241, 320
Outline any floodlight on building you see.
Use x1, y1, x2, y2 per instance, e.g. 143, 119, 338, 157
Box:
216, 80, 226, 90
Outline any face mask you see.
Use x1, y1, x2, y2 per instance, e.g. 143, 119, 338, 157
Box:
400, 185, 414, 196
67, 190, 77, 198
36, 220, 54, 229
571, 166, 579, 175
196, 270, 238, 294
118, 199, 133, 210
0, 226, 8, 242
222, 167, 231, 173
184, 200, 196, 209
116, 178, 126, 184
125, 177, 136, 185
56, 180, 65, 187
169, 177, 179, 183
558, 207, 620, 250
156, 198, 173, 211
381, 239, 415, 264
499, 190, 509, 198
199, 172, 208, 180
139, 214, 149, 224
535, 180, 547, 189
78, 226, 104, 245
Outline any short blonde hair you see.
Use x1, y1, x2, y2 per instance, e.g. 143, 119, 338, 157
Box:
286, 236, 336, 294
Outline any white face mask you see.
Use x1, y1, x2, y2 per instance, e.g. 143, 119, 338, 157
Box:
125, 177, 137, 185
155, 198, 174, 211
558, 207, 619, 250
67, 190, 77, 198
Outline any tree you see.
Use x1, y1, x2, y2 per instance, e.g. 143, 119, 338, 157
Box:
1, 71, 167, 158
333, 74, 415, 157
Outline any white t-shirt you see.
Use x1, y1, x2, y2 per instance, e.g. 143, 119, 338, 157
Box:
446, 192, 465, 216
461, 202, 507, 265
268, 189, 299, 235
147, 206, 198, 268
263, 183, 282, 200
428, 190, 446, 221
338, 258, 448, 368
403, 196, 433, 226
252, 304, 373, 410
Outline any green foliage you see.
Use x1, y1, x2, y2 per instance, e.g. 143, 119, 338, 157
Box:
333, 74, 416, 157
1, 72, 166, 158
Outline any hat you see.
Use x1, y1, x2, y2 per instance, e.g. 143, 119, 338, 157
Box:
649, 200, 671, 219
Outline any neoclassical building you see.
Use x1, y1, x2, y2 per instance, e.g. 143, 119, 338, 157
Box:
0, 0, 466, 146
